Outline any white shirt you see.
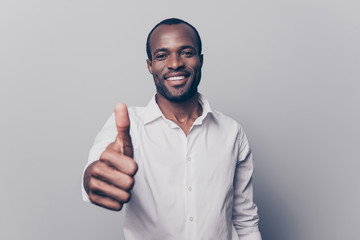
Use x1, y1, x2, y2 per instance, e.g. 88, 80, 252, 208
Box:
82, 94, 261, 240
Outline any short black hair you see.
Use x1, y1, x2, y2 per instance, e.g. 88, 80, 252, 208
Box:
146, 18, 202, 60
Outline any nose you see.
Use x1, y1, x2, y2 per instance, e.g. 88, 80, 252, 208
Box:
167, 53, 184, 70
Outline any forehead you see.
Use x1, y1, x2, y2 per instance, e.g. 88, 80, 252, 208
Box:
149, 24, 198, 53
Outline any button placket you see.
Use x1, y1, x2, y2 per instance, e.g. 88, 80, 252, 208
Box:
185, 133, 197, 240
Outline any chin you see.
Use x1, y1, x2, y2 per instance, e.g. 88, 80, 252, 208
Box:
164, 89, 197, 103
155, 76, 200, 103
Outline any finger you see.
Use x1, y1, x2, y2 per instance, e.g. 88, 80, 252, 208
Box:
88, 178, 131, 203
100, 149, 138, 176
114, 103, 133, 158
89, 191, 123, 211
91, 161, 135, 190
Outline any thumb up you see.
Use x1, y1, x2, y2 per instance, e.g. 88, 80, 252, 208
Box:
84, 103, 138, 211
113, 103, 133, 158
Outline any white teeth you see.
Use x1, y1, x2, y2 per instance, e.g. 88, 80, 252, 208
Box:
166, 76, 185, 81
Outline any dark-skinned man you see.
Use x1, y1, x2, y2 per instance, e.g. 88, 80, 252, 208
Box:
82, 18, 262, 240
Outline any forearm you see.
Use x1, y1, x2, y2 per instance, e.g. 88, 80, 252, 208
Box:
232, 154, 261, 239
233, 125, 261, 239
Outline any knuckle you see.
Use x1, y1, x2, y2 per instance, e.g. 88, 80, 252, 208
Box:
100, 149, 116, 161
88, 178, 97, 190
124, 176, 135, 190
105, 142, 115, 150
89, 191, 123, 211
91, 164, 101, 177
123, 191, 131, 203
88, 191, 97, 203
128, 161, 138, 175
114, 203, 123, 211
99, 150, 109, 161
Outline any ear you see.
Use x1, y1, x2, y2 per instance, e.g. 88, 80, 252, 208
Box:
146, 59, 153, 74
199, 54, 204, 67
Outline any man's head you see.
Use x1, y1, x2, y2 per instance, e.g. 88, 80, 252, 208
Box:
146, 18, 202, 61
146, 18, 203, 102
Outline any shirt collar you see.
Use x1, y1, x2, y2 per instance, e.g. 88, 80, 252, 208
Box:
142, 93, 214, 125
142, 94, 163, 124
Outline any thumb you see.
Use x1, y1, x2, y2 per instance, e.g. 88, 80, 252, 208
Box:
114, 103, 133, 158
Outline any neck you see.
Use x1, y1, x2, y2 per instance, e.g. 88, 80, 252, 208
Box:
156, 92, 202, 126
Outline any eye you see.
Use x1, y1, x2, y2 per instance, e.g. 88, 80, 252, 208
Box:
181, 51, 195, 57
155, 54, 167, 61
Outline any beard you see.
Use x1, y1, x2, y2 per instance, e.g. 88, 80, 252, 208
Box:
153, 71, 201, 103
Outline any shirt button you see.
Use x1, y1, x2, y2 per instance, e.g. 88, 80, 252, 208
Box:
189, 217, 193, 221
188, 186, 192, 191
187, 156, 191, 162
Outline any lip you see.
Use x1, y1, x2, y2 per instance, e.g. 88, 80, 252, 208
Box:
164, 72, 190, 87
164, 75, 189, 87
164, 72, 190, 80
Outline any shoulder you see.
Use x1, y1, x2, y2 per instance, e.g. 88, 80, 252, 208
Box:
208, 109, 251, 161
209, 109, 249, 150
199, 93, 244, 132
210, 109, 244, 133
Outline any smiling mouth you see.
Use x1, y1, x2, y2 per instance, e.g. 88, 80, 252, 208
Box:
164, 71, 190, 81
166, 75, 186, 81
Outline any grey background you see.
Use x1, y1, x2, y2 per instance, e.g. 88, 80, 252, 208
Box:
1, 0, 359, 239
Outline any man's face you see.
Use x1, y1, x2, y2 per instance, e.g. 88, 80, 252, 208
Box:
147, 24, 203, 102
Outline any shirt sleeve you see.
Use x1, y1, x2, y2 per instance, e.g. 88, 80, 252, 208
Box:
232, 124, 262, 240
81, 113, 117, 202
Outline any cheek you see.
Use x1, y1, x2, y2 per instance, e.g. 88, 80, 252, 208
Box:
152, 64, 166, 77
191, 65, 202, 76
188, 59, 202, 71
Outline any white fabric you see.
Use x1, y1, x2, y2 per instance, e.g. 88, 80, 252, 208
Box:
82, 94, 261, 240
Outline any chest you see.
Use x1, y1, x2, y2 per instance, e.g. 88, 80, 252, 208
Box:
132, 120, 239, 191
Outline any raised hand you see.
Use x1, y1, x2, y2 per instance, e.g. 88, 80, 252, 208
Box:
84, 103, 138, 211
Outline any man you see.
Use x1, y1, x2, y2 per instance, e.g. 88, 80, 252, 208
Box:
82, 18, 261, 240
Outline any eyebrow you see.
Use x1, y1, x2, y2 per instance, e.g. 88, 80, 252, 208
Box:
152, 46, 197, 56
179, 45, 196, 52
153, 48, 168, 56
